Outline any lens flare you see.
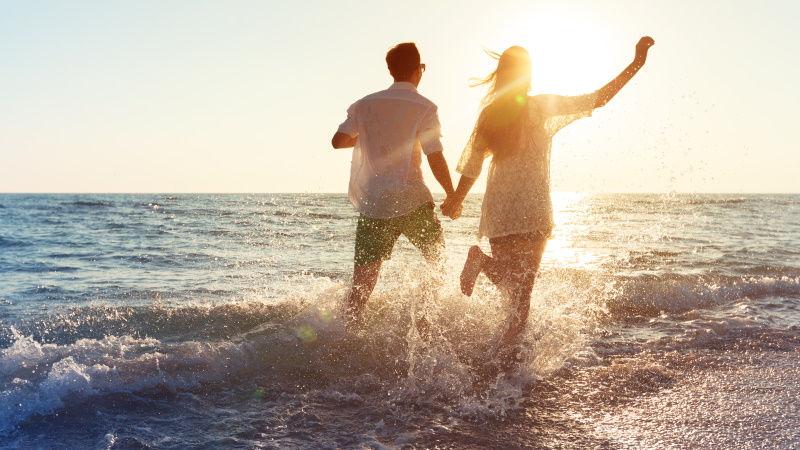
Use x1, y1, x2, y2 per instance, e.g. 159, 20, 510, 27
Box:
296, 324, 317, 344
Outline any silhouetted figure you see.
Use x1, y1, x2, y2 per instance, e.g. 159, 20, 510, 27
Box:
442, 37, 655, 363
332, 42, 456, 336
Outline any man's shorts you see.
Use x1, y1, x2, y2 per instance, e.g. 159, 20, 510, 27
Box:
354, 202, 444, 267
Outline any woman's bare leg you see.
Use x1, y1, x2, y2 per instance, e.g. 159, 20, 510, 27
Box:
460, 246, 484, 296
459, 236, 548, 362
493, 238, 548, 358
460, 246, 505, 296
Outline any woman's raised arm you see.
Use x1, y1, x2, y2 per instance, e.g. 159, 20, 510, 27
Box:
595, 36, 655, 108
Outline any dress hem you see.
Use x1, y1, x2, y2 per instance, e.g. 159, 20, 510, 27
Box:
477, 228, 553, 241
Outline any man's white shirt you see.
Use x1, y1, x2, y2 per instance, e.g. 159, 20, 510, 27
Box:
337, 82, 443, 219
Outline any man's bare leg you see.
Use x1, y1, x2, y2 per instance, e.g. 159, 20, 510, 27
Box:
415, 245, 447, 341
346, 259, 382, 332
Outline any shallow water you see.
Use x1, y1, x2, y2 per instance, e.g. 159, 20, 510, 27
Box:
1, 193, 798, 448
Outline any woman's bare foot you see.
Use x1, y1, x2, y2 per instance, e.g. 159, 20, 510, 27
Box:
460, 245, 485, 296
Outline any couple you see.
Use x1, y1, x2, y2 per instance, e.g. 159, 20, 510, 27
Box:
332, 38, 654, 357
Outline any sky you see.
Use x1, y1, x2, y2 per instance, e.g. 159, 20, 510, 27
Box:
1, 0, 799, 193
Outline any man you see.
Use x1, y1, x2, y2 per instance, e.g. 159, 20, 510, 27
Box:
331, 42, 455, 334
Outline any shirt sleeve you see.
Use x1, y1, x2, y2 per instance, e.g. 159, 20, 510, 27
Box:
534, 92, 598, 137
336, 101, 359, 137
417, 105, 444, 155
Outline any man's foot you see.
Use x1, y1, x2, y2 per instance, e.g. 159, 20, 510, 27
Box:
460, 245, 484, 296
345, 308, 363, 334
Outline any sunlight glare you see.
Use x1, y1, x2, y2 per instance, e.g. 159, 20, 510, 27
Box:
489, 8, 615, 95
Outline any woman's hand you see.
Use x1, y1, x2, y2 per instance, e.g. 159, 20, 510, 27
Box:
594, 36, 655, 108
635, 36, 655, 63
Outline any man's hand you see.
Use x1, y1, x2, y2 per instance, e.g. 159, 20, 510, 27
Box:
440, 196, 463, 220
635, 36, 655, 63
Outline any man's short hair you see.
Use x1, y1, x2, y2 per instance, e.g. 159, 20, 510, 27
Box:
386, 43, 420, 81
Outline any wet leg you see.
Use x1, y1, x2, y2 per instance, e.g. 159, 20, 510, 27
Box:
460, 246, 505, 296
346, 260, 382, 332
494, 238, 547, 361
498, 273, 535, 351
460, 246, 485, 296
416, 236, 448, 341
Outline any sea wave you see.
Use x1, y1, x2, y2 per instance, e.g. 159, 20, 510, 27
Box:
68, 201, 115, 208
0, 301, 303, 348
680, 197, 748, 205
0, 331, 241, 434
630, 196, 749, 206
0, 273, 601, 433
0, 236, 32, 249
605, 274, 800, 318
0, 298, 323, 434
1, 267, 798, 437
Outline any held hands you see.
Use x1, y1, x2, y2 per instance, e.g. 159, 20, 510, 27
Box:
635, 36, 655, 63
440, 196, 463, 220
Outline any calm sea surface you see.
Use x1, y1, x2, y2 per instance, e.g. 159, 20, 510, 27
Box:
1, 193, 799, 448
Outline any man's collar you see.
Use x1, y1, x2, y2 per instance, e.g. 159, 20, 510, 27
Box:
389, 81, 418, 91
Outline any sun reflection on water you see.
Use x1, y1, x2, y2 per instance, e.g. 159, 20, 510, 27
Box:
545, 192, 604, 270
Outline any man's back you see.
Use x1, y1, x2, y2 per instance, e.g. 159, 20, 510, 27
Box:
339, 82, 443, 219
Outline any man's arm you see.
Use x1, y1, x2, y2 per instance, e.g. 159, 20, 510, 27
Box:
331, 132, 357, 149
595, 36, 654, 108
426, 151, 455, 198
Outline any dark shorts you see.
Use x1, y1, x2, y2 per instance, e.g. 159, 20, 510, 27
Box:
354, 202, 444, 267
488, 231, 550, 248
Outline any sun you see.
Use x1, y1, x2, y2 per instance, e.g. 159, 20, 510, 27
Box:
488, 8, 617, 96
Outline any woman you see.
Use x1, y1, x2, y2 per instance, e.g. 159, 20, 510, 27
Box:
441, 37, 654, 360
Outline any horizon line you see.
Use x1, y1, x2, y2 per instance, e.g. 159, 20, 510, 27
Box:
1, 192, 798, 196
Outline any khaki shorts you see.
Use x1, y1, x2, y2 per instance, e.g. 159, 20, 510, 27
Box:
354, 202, 444, 267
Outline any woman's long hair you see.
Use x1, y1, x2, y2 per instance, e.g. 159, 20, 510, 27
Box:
469, 46, 533, 161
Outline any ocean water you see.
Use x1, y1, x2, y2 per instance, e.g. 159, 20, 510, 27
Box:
1, 193, 798, 449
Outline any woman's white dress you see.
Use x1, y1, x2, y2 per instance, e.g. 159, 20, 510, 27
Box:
456, 92, 598, 240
